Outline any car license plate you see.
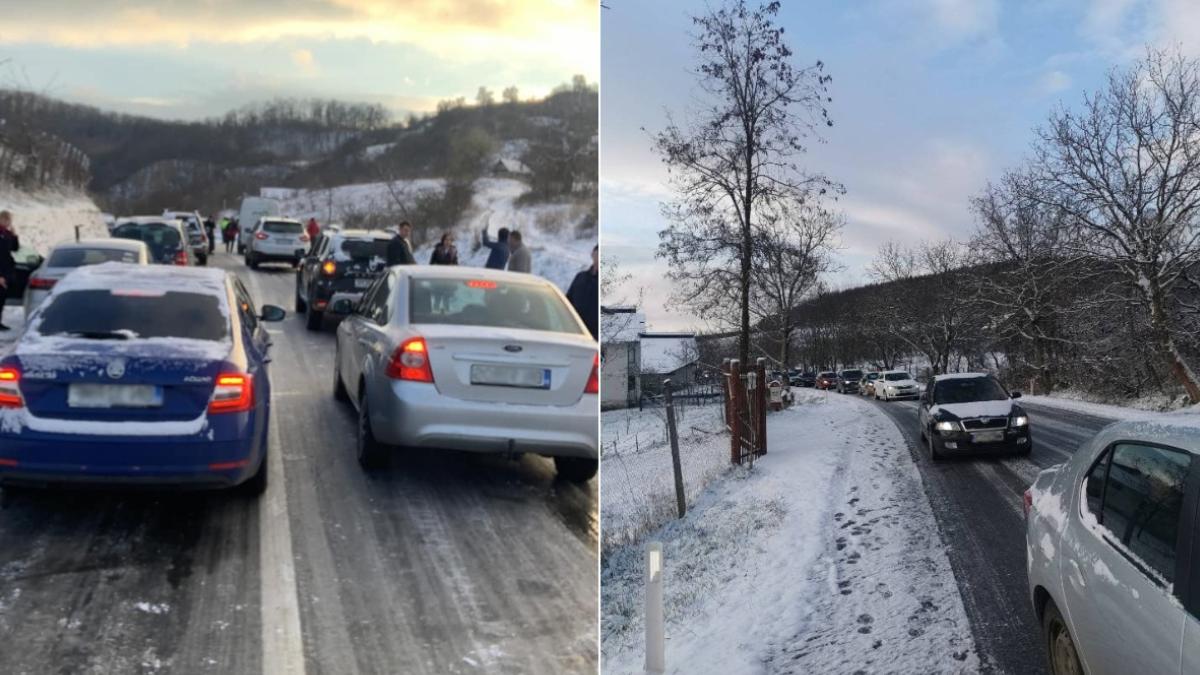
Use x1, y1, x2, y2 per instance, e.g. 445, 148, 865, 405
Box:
68, 384, 163, 408
470, 364, 551, 389
355, 278, 372, 288
972, 430, 1004, 443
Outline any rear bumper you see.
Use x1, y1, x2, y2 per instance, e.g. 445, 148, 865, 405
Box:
251, 250, 303, 262
370, 381, 597, 458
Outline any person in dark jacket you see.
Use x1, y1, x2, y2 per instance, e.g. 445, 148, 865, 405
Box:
0, 210, 19, 330
430, 232, 458, 265
482, 226, 509, 269
566, 245, 598, 339
386, 221, 416, 266
204, 217, 216, 254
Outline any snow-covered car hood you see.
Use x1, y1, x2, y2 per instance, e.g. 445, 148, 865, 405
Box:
881, 378, 917, 388
931, 399, 1015, 419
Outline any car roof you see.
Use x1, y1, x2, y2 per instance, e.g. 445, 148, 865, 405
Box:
53, 261, 228, 298
260, 217, 303, 224
1094, 417, 1200, 456
116, 216, 184, 227
331, 229, 392, 240
881, 369, 911, 374
932, 372, 990, 382
393, 265, 554, 285
51, 239, 148, 252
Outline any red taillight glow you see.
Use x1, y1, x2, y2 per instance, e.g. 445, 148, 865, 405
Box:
0, 367, 22, 408
209, 460, 249, 471
1023, 488, 1033, 517
466, 280, 498, 289
321, 260, 337, 276
0, 459, 17, 467
255, 232, 269, 240
173, 250, 189, 266
208, 373, 254, 413
29, 277, 56, 290
386, 338, 434, 382
585, 353, 599, 394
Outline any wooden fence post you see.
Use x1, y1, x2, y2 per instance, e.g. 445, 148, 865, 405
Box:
756, 358, 768, 456
728, 359, 741, 465
664, 379, 686, 519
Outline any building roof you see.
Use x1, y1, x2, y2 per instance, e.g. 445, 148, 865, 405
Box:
640, 332, 698, 375
602, 307, 645, 343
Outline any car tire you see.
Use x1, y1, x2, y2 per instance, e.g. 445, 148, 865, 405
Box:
1042, 600, 1083, 675
356, 394, 388, 470
555, 456, 598, 483
928, 429, 944, 461
295, 277, 307, 313
239, 453, 268, 496
198, 254, 208, 267
238, 243, 246, 255
333, 351, 349, 403
305, 308, 323, 331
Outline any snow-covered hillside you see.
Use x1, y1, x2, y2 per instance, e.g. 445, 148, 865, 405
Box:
0, 186, 108, 255
268, 178, 595, 291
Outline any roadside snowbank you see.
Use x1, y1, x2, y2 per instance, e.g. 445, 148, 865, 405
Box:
600, 390, 979, 674
0, 186, 107, 255
1021, 395, 1170, 421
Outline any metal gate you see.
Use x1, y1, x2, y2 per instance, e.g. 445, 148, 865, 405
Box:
721, 357, 767, 465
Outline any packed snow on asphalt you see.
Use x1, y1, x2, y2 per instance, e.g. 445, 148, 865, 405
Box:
600, 389, 979, 674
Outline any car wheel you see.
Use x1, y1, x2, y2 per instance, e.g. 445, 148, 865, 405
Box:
554, 456, 598, 483
928, 429, 944, 461
305, 308, 324, 331
356, 394, 388, 470
1042, 600, 1083, 675
239, 453, 269, 496
333, 349, 349, 403
237, 243, 246, 255
295, 277, 307, 313
198, 254, 208, 267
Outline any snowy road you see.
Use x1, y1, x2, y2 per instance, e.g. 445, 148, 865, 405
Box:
0, 251, 598, 674
869, 396, 1114, 675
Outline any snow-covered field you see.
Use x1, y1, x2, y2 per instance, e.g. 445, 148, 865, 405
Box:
600, 389, 979, 674
601, 402, 729, 552
0, 186, 108, 255
266, 178, 595, 291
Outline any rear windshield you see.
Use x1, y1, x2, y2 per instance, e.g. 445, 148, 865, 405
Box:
884, 372, 912, 381
934, 377, 1008, 405
409, 278, 583, 335
35, 289, 227, 341
340, 239, 389, 260
819, 372, 836, 378
842, 370, 863, 379
113, 223, 182, 258
48, 248, 140, 267
866, 373, 879, 379
263, 221, 303, 234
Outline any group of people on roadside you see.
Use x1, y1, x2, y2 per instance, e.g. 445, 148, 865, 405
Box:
199, 215, 241, 254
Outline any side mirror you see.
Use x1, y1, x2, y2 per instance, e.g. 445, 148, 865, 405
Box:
331, 299, 354, 314
1011, 391, 1022, 399
259, 305, 286, 322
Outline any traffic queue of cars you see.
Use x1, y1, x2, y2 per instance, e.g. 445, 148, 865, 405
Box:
0, 215, 599, 492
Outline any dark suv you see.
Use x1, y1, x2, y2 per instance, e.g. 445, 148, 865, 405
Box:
918, 373, 1031, 460
836, 369, 863, 394
295, 229, 392, 330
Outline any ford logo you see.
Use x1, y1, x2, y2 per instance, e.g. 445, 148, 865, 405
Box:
504, 344, 523, 353
106, 359, 126, 380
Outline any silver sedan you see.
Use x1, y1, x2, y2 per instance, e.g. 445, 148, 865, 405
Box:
24, 238, 151, 316
1025, 417, 1200, 675
332, 266, 598, 481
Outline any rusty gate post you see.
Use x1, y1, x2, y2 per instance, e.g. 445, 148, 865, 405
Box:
756, 358, 768, 456
728, 359, 741, 465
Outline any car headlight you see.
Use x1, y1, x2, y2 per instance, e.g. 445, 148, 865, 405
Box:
934, 420, 958, 432
1011, 415, 1029, 428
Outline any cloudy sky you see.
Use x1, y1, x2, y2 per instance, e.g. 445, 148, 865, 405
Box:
602, 0, 1200, 332
0, 0, 598, 119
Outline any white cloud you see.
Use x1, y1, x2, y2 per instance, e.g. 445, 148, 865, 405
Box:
1036, 69, 1072, 94
927, 0, 1000, 41
290, 48, 317, 74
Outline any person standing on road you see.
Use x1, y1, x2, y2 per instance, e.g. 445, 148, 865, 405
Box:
0, 211, 19, 330
430, 232, 458, 265
204, 216, 216, 254
386, 221, 416, 266
482, 226, 509, 269
305, 217, 321, 248
566, 245, 598, 339
506, 230, 531, 273
223, 219, 238, 253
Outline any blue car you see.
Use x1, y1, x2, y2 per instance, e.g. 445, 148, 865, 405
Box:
0, 263, 285, 494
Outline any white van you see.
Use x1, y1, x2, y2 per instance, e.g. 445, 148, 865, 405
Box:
236, 197, 280, 253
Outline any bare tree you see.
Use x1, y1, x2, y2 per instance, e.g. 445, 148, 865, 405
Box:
1021, 47, 1200, 400
653, 0, 840, 365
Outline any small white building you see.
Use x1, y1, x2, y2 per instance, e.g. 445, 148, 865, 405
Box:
601, 306, 645, 409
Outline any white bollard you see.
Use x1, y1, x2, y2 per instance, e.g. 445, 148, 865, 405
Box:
645, 541, 665, 674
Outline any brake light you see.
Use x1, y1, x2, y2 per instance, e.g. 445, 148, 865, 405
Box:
28, 277, 56, 290
173, 250, 188, 266
585, 353, 599, 394
466, 280, 498, 289
321, 260, 337, 276
386, 338, 434, 382
208, 373, 254, 413
255, 232, 269, 240
0, 367, 23, 408
1023, 488, 1033, 518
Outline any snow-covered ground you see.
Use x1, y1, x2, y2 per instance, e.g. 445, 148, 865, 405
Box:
1019, 394, 1190, 421
600, 389, 979, 674
266, 178, 594, 291
0, 186, 108, 255
601, 402, 729, 552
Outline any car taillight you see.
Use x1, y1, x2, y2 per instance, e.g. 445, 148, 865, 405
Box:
28, 277, 56, 290
386, 338, 434, 382
1023, 488, 1033, 518
173, 250, 188, 265
321, 260, 337, 276
0, 367, 23, 408
255, 232, 269, 240
208, 373, 254, 413
585, 353, 599, 394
